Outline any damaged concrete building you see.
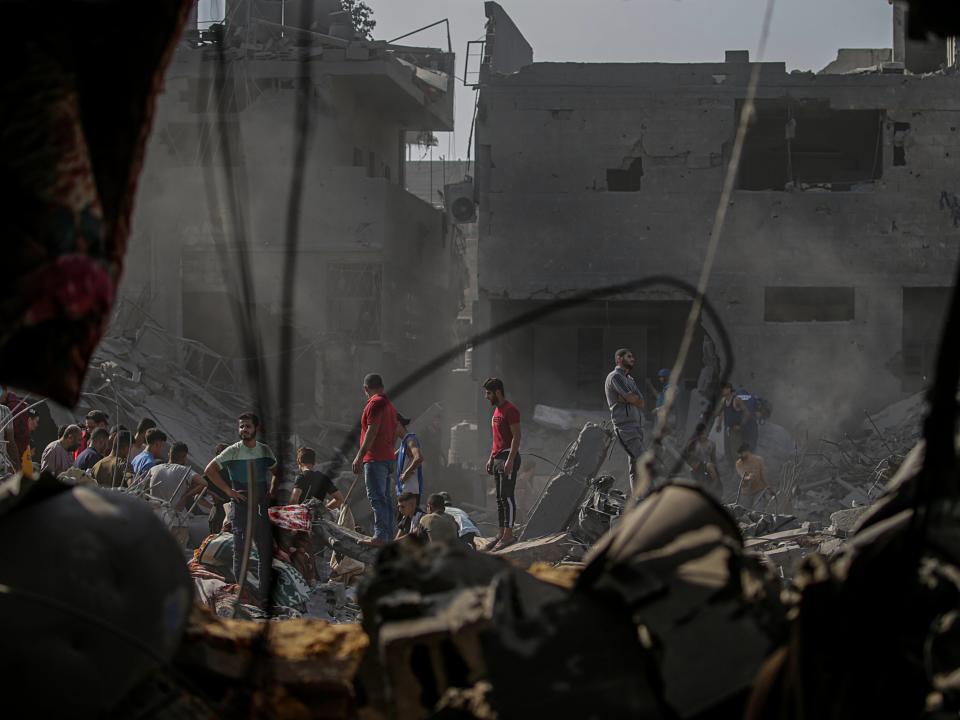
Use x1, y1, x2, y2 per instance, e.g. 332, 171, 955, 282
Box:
472, 3, 960, 435
122, 2, 466, 428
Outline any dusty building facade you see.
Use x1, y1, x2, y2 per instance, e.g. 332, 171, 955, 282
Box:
473, 3, 960, 433
120, 9, 464, 427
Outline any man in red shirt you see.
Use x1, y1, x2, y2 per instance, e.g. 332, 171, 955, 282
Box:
352, 373, 398, 545
483, 377, 522, 551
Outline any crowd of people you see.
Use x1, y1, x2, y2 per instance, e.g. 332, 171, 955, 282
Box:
2, 351, 772, 607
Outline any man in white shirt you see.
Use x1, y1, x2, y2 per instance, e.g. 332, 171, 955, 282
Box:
147, 441, 200, 510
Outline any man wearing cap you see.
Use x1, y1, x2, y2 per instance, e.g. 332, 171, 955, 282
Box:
395, 413, 424, 505
604, 348, 646, 495
353, 373, 398, 546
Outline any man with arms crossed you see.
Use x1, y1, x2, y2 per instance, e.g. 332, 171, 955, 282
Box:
604, 348, 646, 496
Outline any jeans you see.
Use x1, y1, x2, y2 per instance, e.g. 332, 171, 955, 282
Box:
232, 493, 273, 599
364, 460, 395, 541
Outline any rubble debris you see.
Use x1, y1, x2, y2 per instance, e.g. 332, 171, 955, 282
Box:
827, 506, 870, 537
570, 474, 629, 544
580, 482, 788, 718
313, 516, 381, 566
520, 422, 613, 541
526, 561, 583, 589
358, 541, 669, 719
728, 504, 800, 538
493, 531, 583, 566
774, 392, 926, 525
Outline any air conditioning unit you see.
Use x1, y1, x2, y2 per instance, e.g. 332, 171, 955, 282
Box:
444, 179, 477, 224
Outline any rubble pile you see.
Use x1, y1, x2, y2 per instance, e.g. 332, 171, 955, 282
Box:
64, 323, 249, 464
773, 393, 926, 524
354, 483, 788, 719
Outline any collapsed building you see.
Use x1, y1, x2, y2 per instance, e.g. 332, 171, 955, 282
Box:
471, 2, 960, 440
4, 1, 960, 719
123, 0, 467, 432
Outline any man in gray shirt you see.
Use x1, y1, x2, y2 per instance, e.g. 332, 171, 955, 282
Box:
604, 348, 646, 495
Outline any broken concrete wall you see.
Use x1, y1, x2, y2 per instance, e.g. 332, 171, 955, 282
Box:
123, 44, 464, 426
474, 57, 960, 435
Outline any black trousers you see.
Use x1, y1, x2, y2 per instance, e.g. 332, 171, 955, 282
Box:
493, 450, 520, 529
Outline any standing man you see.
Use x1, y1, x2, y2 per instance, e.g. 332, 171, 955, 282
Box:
204, 413, 278, 598
483, 378, 521, 551
41, 425, 82, 476
395, 413, 424, 504
131, 428, 167, 476
604, 349, 646, 495
75, 427, 110, 472
352, 373, 398, 547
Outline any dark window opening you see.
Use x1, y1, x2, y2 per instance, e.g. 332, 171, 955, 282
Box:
327, 264, 381, 342
902, 287, 951, 392
738, 99, 883, 191
607, 157, 644, 191
893, 122, 910, 166
576, 327, 605, 408
764, 287, 855, 322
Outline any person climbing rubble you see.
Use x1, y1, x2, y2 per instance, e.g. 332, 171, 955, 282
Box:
604, 349, 646, 495
483, 377, 522, 551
